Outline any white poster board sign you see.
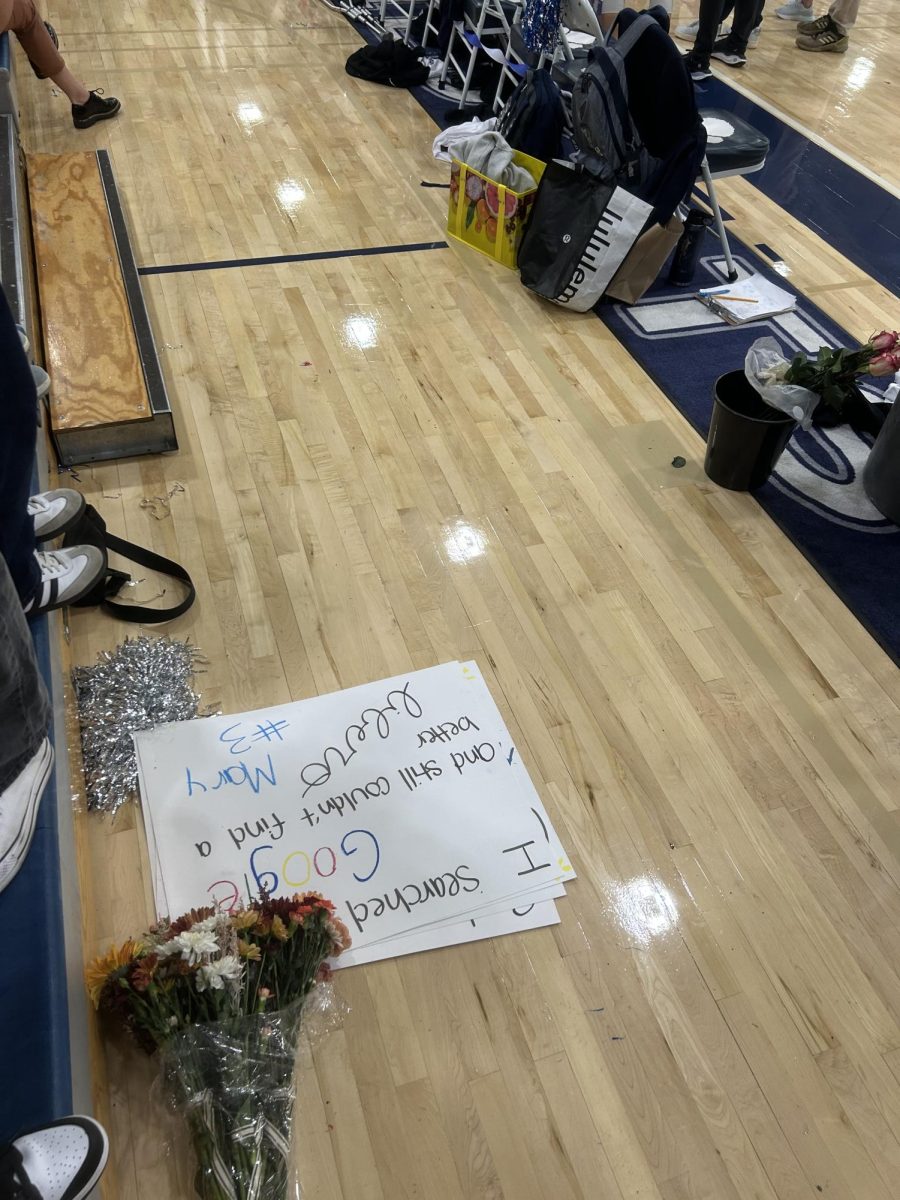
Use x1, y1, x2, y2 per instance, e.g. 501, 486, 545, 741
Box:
135, 661, 573, 953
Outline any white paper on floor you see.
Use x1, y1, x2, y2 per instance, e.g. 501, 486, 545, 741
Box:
134, 660, 574, 963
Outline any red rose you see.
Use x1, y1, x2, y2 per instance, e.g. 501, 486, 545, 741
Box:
870, 330, 899, 353
868, 353, 898, 377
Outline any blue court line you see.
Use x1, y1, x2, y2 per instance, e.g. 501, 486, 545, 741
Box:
138, 240, 449, 276
755, 242, 782, 262
697, 77, 900, 297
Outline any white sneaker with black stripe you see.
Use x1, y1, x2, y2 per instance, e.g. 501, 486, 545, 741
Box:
0, 1115, 109, 1199
0, 737, 52, 895
23, 547, 105, 616
28, 489, 86, 541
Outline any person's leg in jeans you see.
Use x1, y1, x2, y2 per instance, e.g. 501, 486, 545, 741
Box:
796, 0, 855, 46
829, 0, 858, 22
0, 558, 51, 797
0, 285, 104, 614
0, 553, 53, 893
778, 0, 856, 25
0, 286, 41, 609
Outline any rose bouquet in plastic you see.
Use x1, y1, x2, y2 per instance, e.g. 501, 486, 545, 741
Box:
86, 893, 351, 1200
745, 331, 899, 435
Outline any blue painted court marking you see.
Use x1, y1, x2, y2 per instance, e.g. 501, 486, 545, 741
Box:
755, 242, 782, 262
139, 240, 449, 277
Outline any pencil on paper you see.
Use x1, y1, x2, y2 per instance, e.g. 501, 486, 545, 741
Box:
711, 295, 759, 303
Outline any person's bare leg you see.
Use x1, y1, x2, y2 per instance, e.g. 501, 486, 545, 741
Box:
49, 66, 89, 106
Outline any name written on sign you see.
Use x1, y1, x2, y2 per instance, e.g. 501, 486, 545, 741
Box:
298, 681, 423, 797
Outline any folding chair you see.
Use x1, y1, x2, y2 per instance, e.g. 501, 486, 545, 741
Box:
493, 0, 601, 112
378, 0, 417, 42
439, 0, 522, 110
492, 17, 539, 111
416, 0, 443, 49
697, 110, 769, 281
552, 0, 603, 87
377, 0, 443, 47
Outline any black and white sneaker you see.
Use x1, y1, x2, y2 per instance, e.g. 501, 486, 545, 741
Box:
0, 738, 52, 895
682, 51, 712, 80
711, 37, 747, 66
0, 1115, 109, 1199
22, 547, 105, 616
28, 490, 86, 541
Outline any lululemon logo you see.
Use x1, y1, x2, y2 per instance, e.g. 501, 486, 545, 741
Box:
562, 234, 571, 244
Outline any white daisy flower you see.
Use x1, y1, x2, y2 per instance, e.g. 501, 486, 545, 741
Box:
159, 929, 221, 964
197, 955, 243, 992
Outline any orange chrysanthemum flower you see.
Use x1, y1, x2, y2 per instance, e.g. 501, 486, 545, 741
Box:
85, 939, 144, 1007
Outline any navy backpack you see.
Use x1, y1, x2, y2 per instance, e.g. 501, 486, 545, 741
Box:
497, 68, 565, 164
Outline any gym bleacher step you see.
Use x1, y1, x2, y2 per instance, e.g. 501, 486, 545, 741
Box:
27, 150, 177, 465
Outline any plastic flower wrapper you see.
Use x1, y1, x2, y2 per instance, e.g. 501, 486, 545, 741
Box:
87, 893, 351, 1200
158, 987, 346, 1200
750, 330, 898, 437
744, 337, 818, 428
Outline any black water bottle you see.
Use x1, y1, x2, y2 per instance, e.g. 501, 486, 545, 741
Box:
668, 208, 712, 286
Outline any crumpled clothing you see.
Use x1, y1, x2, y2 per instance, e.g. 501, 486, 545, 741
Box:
452, 131, 536, 192
432, 117, 498, 163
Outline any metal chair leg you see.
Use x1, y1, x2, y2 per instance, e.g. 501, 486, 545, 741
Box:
701, 161, 738, 283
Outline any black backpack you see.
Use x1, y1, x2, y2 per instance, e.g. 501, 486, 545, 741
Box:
570, 14, 658, 186
497, 68, 565, 164
571, 9, 705, 223
62, 504, 195, 622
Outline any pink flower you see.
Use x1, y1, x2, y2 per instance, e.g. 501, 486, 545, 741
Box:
868, 352, 900, 377
870, 331, 899, 353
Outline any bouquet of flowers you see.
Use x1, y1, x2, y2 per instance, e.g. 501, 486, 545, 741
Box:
87, 892, 351, 1200
746, 331, 899, 435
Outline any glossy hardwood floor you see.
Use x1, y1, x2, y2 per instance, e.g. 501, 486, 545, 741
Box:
18, 0, 900, 1196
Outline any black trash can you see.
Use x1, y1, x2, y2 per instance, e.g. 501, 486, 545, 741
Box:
863, 397, 900, 523
705, 371, 797, 491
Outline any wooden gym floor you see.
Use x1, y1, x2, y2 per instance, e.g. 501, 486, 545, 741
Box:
19, 0, 900, 1196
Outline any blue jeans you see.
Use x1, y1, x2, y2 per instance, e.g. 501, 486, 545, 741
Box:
0, 284, 40, 605
0, 557, 50, 791
0, 284, 49, 790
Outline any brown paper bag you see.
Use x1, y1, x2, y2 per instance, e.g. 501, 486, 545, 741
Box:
604, 215, 684, 304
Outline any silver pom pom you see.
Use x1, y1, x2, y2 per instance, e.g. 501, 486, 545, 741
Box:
73, 636, 214, 814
